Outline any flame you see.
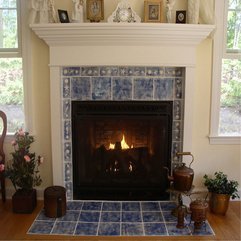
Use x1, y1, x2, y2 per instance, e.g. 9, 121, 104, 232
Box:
109, 134, 133, 150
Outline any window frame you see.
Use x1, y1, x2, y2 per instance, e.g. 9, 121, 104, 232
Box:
0, 0, 34, 137
209, 0, 241, 145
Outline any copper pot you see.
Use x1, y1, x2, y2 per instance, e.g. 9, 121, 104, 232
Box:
165, 152, 194, 192
190, 199, 208, 229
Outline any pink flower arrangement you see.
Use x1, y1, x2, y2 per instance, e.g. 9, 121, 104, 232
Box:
5, 129, 43, 191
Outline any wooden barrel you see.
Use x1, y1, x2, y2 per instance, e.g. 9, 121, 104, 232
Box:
44, 186, 66, 218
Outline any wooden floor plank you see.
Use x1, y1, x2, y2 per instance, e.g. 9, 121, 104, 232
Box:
0, 200, 240, 241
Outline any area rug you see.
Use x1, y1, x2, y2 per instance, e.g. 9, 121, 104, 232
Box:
28, 201, 215, 236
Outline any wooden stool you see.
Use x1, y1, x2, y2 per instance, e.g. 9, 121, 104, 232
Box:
0, 111, 7, 202
44, 186, 66, 218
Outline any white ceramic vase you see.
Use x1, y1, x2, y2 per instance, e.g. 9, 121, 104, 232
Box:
188, 0, 200, 24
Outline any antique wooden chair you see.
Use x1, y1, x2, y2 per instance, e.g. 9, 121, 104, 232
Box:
0, 110, 7, 202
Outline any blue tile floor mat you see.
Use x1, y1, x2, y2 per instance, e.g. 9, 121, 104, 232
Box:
28, 201, 215, 237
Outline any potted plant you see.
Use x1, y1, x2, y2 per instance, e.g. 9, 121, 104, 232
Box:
203, 171, 239, 215
4, 129, 44, 213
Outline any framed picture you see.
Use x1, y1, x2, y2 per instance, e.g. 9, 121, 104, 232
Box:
144, 0, 163, 23
176, 10, 186, 24
86, 0, 104, 22
58, 9, 70, 23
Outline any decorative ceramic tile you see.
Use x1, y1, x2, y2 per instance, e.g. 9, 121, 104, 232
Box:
100, 66, 119, 76
82, 201, 102, 211
65, 181, 73, 200
112, 77, 132, 100
133, 78, 153, 100
29, 201, 214, 237
79, 211, 100, 222
165, 67, 183, 77
119, 66, 134, 76
141, 201, 160, 211
166, 223, 191, 236
81, 66, 99, 76
71, 77, 91, 100
122, 212, 142, 222
52, 221, 76, 235
64, 142, 71, 162
64, 120, 71, 141
173, 100, 182, 120
175, 78, 183, 99
75, 222, 98, 236
64, 163, 72, 182
144, 223, 167, 236
61, 65, 186, 199
98, 223, 120, 236
62, 78, 71, 98
172, 142, 182, 162
28, 221, 55, 234
146, 67, 164, 76
154, 78, 174, 100
133, 67, 146, 76
102, 202, 121, 211
92, 77, 111, 100
142, 212, 164, 222
121, 223, 144, 236
62, 67, 81, 76
67, 201, 83, 210
100, 212, 121, 222
122, 202, 140, 211
63, 99, 71, 119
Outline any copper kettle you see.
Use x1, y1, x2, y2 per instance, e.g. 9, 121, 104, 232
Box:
164, 152, 194, 192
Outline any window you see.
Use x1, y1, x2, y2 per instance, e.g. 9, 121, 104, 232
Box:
0, 0, 31, 134
210, 0, 241, 144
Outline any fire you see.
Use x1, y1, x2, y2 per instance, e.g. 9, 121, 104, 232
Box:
109, 134, 133, 150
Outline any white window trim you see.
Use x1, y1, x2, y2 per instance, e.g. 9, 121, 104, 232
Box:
209, 0, 241, 145
5, 0, 34, 139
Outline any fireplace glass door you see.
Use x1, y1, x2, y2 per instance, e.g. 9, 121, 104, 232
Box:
72, 101, 173, 200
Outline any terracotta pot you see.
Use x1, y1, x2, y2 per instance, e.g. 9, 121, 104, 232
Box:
209, 193, 230, 215
12, 189, 37, 213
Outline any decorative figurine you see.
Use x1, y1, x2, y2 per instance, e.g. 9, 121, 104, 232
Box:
72, 0, 84, 23
166, 0, 176, 23
48, 0, 58, 23
187, 0, 200, 24
39, 0, 49, 23
29, 0, 40, 24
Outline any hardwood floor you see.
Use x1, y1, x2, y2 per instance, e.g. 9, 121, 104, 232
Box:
0, 200, 240, 241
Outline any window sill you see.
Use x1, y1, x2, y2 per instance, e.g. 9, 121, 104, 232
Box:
209, 135, 241, 145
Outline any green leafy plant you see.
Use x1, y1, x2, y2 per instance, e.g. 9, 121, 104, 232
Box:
203, 172, 239, 199
4, 129, 43, 191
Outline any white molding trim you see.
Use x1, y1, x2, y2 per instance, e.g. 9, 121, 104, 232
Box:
210, 0, 241, 144
30, 23, 214, 46
209, 136, 241, 145
21, 0, 35, 134
30, 22, 214, 187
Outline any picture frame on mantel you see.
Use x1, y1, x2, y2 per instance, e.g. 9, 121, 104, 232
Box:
58, 9, 70, 23
144, 0, 163, 23
86, 0, 104, 22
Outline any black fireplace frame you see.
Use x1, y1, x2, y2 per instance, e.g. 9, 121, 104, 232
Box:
72, 101, 173, 200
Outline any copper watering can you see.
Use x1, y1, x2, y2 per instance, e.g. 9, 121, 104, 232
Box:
164, 152, 194, 192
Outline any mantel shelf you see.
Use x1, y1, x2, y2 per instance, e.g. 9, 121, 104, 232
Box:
30, 23, 215, 47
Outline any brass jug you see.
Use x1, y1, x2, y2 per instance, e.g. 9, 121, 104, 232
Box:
165, 152, 194, 192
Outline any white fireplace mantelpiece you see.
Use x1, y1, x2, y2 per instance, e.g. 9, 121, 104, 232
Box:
30, 23, 214, 188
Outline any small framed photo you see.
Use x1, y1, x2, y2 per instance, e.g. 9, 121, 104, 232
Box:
86, 0, 104, 22
176, 10, 186, 24
58, 9, 70, 23
144, 0, 163, 23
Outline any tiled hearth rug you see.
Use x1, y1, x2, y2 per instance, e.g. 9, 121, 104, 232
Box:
28, 201, 215, 237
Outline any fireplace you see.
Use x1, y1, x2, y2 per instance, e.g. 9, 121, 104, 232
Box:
72, 101, 173, 200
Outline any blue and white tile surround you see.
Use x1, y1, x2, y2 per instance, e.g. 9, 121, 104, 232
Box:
61, 66, 185, 199
28, 201, 214, 236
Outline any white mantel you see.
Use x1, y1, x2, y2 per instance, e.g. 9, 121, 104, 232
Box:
31, 23, 215, 187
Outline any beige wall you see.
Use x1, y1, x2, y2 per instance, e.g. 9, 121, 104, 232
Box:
4, 0, 240, 197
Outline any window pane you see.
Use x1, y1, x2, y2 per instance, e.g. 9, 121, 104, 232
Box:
227, 0, 241, 51
0, 1, 18, 49
0, 0, 16, 8
219, 59, 241, 135
0, 58, 24, 134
